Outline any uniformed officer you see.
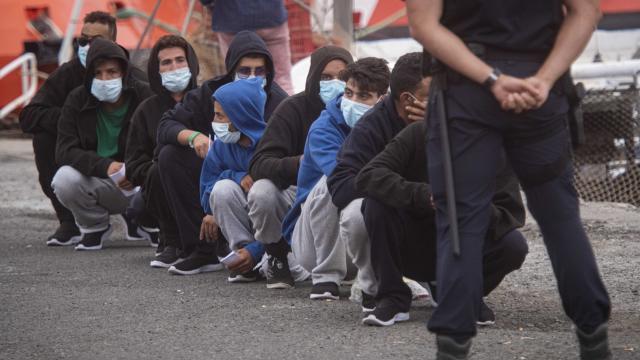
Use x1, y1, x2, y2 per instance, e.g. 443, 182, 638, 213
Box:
406, 0, 611, 359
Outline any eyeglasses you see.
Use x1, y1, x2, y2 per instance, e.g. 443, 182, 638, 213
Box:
77, 35, 102, 47
236, 66, 267, 79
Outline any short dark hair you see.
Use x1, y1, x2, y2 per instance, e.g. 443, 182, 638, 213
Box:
390, 52, 425, 100
93, 57, 125, 74
339, 57, 390, 96
155, 35, 190, 57
83, 11, 117, 40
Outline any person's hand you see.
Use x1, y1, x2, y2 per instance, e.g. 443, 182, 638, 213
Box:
523, 76, 552, 109
199, 214, 219, 242
107, 161, 123, 176
406, 99, 427, 122
240, 174, 254, 193
193, 134, 210, 159
227, 248, 254, 274
491, 74, 540, 113
117, 177, 134, 191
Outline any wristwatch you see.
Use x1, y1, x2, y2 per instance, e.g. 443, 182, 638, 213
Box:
483, 68, 502, 89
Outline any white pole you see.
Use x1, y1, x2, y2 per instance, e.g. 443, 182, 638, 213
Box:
571, 60, 640, 80
58, 0, 84, 65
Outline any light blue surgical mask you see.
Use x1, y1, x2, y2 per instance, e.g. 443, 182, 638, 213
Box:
78, 44, 90, 68
161, 67, 191, 93
319, 79, 345, 105
234, 74, 267, 88
212, 122, 241, 144
341, 97, 372, 128
91, 77, 122, 103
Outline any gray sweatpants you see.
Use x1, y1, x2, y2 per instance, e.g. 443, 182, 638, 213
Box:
340, 198, 378, 296
247, 179, 296, 245
210, 179, 255, 251
292, 176, 356, 285
51, 165, 129, 233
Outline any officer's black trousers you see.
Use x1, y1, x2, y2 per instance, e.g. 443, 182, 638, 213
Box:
158, 144, 215, 256
32, 132, 75, 227
426, 61, 611, 339
364, 197, 527, 311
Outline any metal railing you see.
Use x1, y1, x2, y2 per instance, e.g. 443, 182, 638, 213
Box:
0, 53, 38, 120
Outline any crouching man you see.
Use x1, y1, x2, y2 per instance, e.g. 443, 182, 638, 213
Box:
52, 38, 153, 250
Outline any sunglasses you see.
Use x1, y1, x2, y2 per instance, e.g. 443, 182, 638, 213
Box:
77, 35, 102, 47
236, 66, 267, 79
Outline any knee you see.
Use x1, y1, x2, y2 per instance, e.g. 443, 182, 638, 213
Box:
51, 166, 83, 200
212, 179, 241, 206
501, 229, 529, 270
340, 200, 362, 227
247, 179, 277, 209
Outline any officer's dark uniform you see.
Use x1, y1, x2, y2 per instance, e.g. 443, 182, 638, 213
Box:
426, 0, 611, 339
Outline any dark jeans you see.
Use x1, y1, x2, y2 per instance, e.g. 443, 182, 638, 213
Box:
158, 144, 215, 256
426, 60, 611, 338
142, 163, 180, 250
364, 198, 527, 311
32, 132, 75, 226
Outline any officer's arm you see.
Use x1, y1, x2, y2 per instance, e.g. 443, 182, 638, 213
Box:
536, 0, 601, 86
405, 0, 493, 84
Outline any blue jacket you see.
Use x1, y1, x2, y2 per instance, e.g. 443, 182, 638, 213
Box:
200, 78, 266, 261
281, 94, 350, 242
201, 0, 288, 33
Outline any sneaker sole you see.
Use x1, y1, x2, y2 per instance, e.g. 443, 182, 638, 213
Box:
150, 259, 179, 268
362, 306, 376, 313
74, 228, 112, 251
310, 292, 340, 300
477, 320, 495, 326
228, 276, 258, 283
362, 312, 410, 326
167, 263, 224, 275
47, 235, 82, 246
266, 282, 293, 289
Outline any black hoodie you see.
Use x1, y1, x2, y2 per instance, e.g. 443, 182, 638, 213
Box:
56, 38, 153, 178
125, 40, 200, 187
20, 47, 147, 136
249, 45, 354, 189
356, 121, 525, 241
156, 31, 288, 148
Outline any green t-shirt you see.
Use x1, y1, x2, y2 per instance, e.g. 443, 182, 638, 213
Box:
96, 100, 129, 158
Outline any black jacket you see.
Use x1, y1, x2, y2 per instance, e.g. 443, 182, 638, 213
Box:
327, 95, 408, 210
156, 31, 288, 148
56, 38, 153, 178
249, 45, 353, 189
125, 40, 200, 187
356, 121, 525, 241
20, 49, 147, 136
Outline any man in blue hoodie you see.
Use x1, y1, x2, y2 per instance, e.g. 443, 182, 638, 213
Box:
282, 58, 391, 300
199, 78, 267, 282
157, 31, 288, 275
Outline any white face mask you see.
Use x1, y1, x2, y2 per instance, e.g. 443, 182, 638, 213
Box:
91, 77, 122, 103
234, 74, 267, 88
78, 44, 90, 68
211, 122, 241, 144
161, 67, 191, 93
341, 97, 373, 128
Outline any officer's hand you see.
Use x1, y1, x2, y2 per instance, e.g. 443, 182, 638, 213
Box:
491, 75, 539, 113
240, 174, 254, 193
199, 214, 220, 242
524, 76, 551, 109
193, 134, 210, 159
227, 248, 255, 274
406, 99, 427, 122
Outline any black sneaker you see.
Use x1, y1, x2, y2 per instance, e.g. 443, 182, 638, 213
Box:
310, 282, 340, 300
121, 214, 145, 241
228, 269, 262, 283
266, 255, 294, 289
74, 226, 113, 251
136, 225, 160, 248
362, 304, 410, 326
168, 252, 223, 275
576, 323, 612, 360
46, 223, 82, 246
436, 335, 471, 360
150, 246, 180, 268
362, 292, 376, 313
477, 301, 495, 326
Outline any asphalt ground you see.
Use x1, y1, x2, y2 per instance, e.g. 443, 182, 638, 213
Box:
1, 138, 638, 359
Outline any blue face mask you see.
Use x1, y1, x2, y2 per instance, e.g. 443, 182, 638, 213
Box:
78, 44, 90, 68
161, 67, 191, 93
340, 97, 373, 128
319, 79, 345, 105
211, 122, 241, 144
234, 74, 267, 88
91, 77, 122, 103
